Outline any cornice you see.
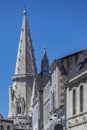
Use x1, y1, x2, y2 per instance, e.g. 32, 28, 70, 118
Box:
12, 73, 36, 82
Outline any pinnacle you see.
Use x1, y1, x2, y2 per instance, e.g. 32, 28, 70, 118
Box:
23, 9, 27, 15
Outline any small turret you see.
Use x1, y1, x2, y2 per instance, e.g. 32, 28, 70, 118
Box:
41, 47, 49, 75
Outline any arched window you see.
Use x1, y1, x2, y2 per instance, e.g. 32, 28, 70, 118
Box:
73, 89, 76, 115
80, 85, 83, 112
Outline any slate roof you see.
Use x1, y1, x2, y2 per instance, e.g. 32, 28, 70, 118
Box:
69, 48, 87, 78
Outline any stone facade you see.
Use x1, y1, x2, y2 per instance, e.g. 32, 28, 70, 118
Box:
43, 79, 51, 130
49, 50, 83, 130
0, 115, 13, 130
36, 49, 83, 130
32, 48, 50, 130
66, 49, 87, 130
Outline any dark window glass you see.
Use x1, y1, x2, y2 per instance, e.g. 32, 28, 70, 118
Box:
73, 89, 76, 115
80, 85, 83, 112
1, 125, 4, 130
7, 126, 10, 130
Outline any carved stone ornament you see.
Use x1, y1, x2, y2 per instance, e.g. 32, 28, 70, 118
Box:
16, 96, 25, 115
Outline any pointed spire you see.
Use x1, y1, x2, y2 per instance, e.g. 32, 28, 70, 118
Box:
41, 47, 49, 75
43, 47, 46, 55
43, 47, 47, 59
12, 8, 37, 80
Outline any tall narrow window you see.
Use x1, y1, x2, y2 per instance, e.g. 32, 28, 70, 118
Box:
50, 91, 55, 111
1, 125, 4, 130
80, 85, 83, 112
7, 126, 10, 130
73, 89, 76, 115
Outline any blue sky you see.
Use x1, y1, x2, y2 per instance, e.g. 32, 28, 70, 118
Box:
0, 0, 87, 117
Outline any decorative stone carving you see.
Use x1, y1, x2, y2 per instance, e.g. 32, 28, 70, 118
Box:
16, 96, 25, 115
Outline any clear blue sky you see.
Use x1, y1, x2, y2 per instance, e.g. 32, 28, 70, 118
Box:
0, 0, 87, 117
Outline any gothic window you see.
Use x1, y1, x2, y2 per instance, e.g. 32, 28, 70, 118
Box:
53, 91, 55, 109
80, 85, 83, 112
50, 90, 56, 111
73, 89, 76, 115
50, 91, 53, 111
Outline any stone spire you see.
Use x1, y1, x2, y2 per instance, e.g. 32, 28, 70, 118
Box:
13, 8, 37, 78
8, 8, 37, 129
41, 47, 49, 75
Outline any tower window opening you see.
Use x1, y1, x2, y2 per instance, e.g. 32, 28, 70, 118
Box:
80, 85, 83, 112
73, 89, 76, 115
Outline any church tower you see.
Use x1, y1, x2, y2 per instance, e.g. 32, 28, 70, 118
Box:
8, 8, 37, 128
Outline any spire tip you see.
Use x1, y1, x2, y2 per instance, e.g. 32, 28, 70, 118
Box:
23, 1, 27, 15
